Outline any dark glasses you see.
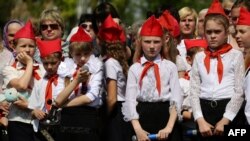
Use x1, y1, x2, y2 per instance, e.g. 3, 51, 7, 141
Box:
41, 24, 59, 31
81, 23, 93, 29
224, 9, 231, 16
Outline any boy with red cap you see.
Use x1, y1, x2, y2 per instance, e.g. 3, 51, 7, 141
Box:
97, 14, 131, 141
28, 38, 63, 140
2, 20, 43, 141
190, 0, 245, 140
55, 26, 103, 141
122, 15, 183, 141
235, 7, 250, 125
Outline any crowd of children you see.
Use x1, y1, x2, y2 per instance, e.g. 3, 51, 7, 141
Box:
1, 0, 250, 141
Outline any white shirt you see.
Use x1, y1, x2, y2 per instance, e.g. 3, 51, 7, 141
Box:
68, 55, 104, 108
244, 68, 250, 124
179, 78, 191, 109
177, 39, 192, 70
190, 49, 244, 121
104, 58, 126, 101
122, 55, 183, 121
28, 74, 65, 132
2, 61, 43, 124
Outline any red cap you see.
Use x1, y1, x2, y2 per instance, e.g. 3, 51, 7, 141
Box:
237, 7, 250, 25
70, 27, 92, 42
184, 39, 208, 50
14, 20, 35, 40
37, 38, 62, 58
158, 10, 180, 37
206, 0, 227, 18
140, 15, 163, 37
98, 14, 123, 42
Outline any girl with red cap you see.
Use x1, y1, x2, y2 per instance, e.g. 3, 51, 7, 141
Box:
122, 15, 183, 141
190, 0, 245, 140
235, 7, 250, 125
2, 20, 43, 141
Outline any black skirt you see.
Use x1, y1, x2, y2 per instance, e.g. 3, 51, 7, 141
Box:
136, 101, 182, 141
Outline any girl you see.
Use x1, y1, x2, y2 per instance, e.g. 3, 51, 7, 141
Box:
122, 15, 183, 141
235, 7, 250, 125
55, 27, 103, 141
98, 14, 131, 141
2, 20, 43, 141
190, 0, 245, 140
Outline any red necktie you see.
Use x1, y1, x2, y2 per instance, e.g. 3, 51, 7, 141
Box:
73, 67, 80, 95
139, 61, 161, 95
12, 61, 41, 80
184, 71, 190, 80
204, 44, 232, 83
45, 75, 58, 111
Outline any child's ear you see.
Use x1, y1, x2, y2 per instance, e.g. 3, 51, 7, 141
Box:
186, 56, 192, 65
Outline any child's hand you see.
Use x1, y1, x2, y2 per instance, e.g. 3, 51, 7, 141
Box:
214, 117, 230, 136
76, 69, 90, 83
157, 127, 172, 140
32, 109, 46, 120
197, 117, 214, 137
0, 101, 10, 115
14, 96, 28, 109
16, 52, 33, 65
0, 117, 8, 127
134, 128, 150, 141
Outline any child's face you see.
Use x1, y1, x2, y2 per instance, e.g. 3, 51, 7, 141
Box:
141, 36, 162, 61
71, 50, 91, 67
41, 55, 61, 77
205, 20, 228, 49
15, 38, 36, 57
235, 25, 250, 49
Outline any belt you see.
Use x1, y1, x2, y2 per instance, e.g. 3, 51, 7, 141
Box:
200, 98, 230, 108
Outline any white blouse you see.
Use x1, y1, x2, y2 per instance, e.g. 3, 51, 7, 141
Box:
244, 68, 250, 124
104, 58, 126, 101
190, 49, 245, 121
122, 55, 183, 121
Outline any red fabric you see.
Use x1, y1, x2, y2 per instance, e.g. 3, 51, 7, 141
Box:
158, 10, 180, 37
184, 71, 190, 80
206, 0, 227, 18
237, 7, 250, 26
139, 61, 161, 95
12, 61, 41, 80
98, 14, 123, 42
36, 38, 61, 58
45, 75, 58, 111
70, 26, 92, 42
204, 44, 232, 83
184, 39, 208, 50
140, 15, 163, 37
14, 20, 35, 40
73, 67, 80, 95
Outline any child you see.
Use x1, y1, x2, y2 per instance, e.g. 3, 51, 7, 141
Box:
55, 26, 103, 141
2, 20, 43, 141
122, 15, 183, 141
235, 7, 250, 125
98, 14, 132, 141
190, 0, 245, 140
28, 38, 63, 140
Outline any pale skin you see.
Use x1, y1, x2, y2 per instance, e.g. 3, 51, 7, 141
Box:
106, 79, 117, 114
132, 36, 178, 140
196, 19, 230, 137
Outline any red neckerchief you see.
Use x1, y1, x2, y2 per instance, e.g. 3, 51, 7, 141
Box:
73, 66, 80, 96
204, 44, 232, 83
45, 74, 58, 111
12, 61, 41, 80
184, 71, 190, 80
138, 58, 161, 95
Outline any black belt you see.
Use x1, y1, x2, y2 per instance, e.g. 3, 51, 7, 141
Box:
200, 98, 230, 108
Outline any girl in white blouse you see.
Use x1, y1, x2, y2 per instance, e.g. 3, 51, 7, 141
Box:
122, 15, 183, 141
190, 1, 245, 140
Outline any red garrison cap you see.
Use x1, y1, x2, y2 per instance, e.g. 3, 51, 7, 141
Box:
206, 0, 227, 18
184, 39, 208, 50
237, 7, 250, 26
70, 26, 92, 42
98, 14, 123, 42
140, 15, 163, 37
37, 38, 62, 58
14, 20, 35, 40
158, 10, 180, 37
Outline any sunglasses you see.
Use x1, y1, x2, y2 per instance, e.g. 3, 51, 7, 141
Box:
224, 9, 231, 16
81, 23, 93, 29
41, 24, 59, 31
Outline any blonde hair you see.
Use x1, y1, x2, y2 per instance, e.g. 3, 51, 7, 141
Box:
178, 7, 198, 21
39, 9, 65, 34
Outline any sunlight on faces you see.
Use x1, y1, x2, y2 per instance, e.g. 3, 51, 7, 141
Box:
14, 38, 36, 57
70, 46, 92, 67
141, 36, 163, 61
205, 20, 228, 49
235, 25, 250, 48
41, 53, 61, 76
7, 23, 22, 50
179, 15, 196, 35
40, 20, 62, 40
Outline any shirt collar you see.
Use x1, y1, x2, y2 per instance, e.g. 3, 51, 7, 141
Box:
140, 54, 162, 65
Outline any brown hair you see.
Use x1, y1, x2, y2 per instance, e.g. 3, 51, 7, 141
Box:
69, 42, 93, 58
204, 14, 229, 33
